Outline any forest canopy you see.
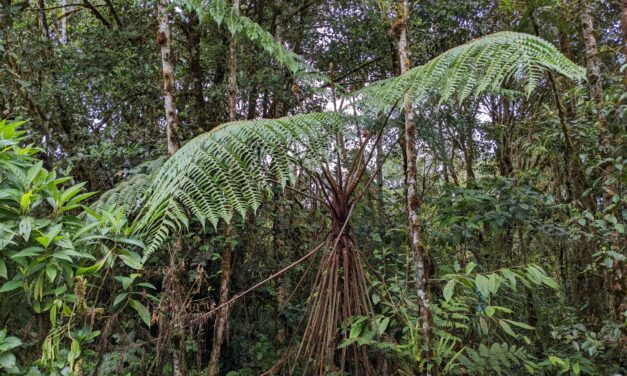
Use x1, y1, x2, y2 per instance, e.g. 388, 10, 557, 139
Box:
0, 0, 625, 375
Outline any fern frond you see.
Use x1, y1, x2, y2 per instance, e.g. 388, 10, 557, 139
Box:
182, 0, 322, 81
355, 31, 585, 109
91, 158, 165, 215
135, 112, 342, 261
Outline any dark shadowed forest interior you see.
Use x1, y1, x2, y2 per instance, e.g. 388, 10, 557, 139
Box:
0, 0, 626, 374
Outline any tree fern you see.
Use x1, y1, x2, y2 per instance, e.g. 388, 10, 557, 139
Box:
96, 32, 584, 262
355, 31, 585, 109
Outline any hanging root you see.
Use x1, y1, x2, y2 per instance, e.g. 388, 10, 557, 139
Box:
292, 235, 374, 375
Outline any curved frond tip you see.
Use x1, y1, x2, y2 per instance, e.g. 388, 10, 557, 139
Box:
356, 31, 585, 108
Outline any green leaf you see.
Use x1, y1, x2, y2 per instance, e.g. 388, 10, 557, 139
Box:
377, 317, 390, 334
504, 319, 535, 330
498, 319, 517, 337
76, 257, 107, 276
475, 274, 490, 298
443, 279, 456, 301
113, 292, 128, 307
119, 252, 143, 270
371, 293, 380, 305
485, 306, 496, 317
114, 275, 135, 290
0, 352, 16, 369
129, 299, 151, 327
0, 279, 22, 293
137, 282, 156, 290
114, 238, 145, 249
541, 275, 559, 289
465, 261, 476, 274
18, 217, 32, 240
0, 260, 6, 279
45, 265, 57, 283
19, 191, 32, 211
604, 214, 617, 224
349, 321, 362, 339
3, 336, 22, 351
10, 246, 43, 259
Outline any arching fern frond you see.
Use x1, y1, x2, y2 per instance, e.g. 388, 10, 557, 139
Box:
91, 158, 165, 215
135, 112, 342, 261
181, 0, 325, 82
355, 31, 585, 109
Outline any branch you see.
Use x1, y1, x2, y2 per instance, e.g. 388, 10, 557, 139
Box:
81, 0, 112, 28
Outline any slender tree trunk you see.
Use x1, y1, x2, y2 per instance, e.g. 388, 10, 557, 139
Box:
60, 0, 69, 43
158, 1, 181, 155
208, 2, 239, 374
208, 226, 234, 376
37, 0, 50, 39
622, 0, 627, 89
580, 1, 614, 210
227, 0, 239, 122
397, 1, 434, 372
157, 4, 185, 375
272, 0, 285, 118
182, 12, 206, 131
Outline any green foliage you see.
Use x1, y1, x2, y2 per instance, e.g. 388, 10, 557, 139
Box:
183, 0, 318, 80
0, 120, 146, 373
457, 343, 537, 375
133, 112, 342, 260
355, 31, 585, 108
0, 328, 22, 374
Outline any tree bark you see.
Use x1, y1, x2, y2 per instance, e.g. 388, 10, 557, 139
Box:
227, 0, 239, 122
181, 12, 207, 131
271, 0, 285, 118
622, 0, 627, 89
397, 1, 434, 372
60, 0, 69, 43
208, 2, 239, 374
37, 0, 50, 39
158, 1, 181, 156
157, 4, 185, 375
580, 1, 614, 211
208, 226, 234, 376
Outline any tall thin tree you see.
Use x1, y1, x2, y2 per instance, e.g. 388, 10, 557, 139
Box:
208, 1, 239, 375
396, 0, 434, 372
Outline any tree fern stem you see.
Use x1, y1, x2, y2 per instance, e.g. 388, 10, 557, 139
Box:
397, 0, 434, 373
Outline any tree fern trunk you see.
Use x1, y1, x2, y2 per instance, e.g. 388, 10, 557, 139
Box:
397, 0, 434, 373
